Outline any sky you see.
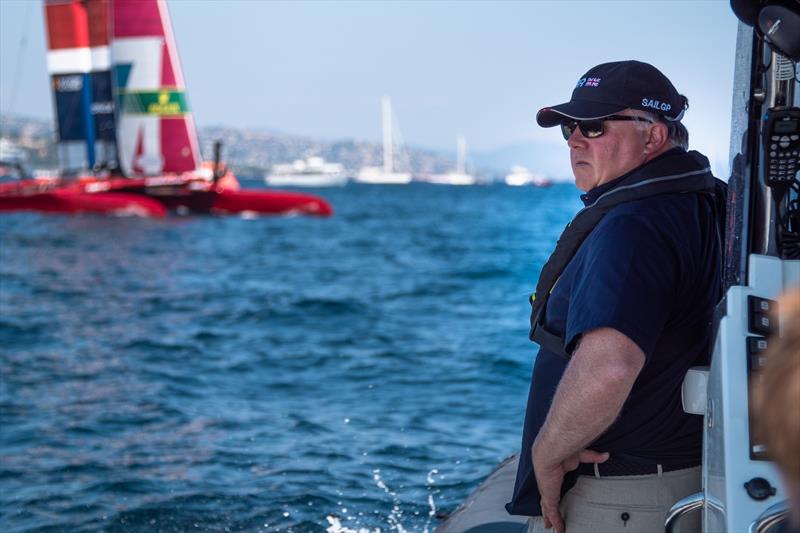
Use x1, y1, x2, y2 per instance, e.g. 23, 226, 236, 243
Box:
1, 0, 740, 173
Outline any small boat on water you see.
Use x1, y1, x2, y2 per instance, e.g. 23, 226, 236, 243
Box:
0, 0, 332, 218
504, 165, 551, 187
265, 156, 349, 187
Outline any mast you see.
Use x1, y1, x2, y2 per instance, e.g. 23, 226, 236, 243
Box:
382, 95, 392, 174
456, 135, 466, 174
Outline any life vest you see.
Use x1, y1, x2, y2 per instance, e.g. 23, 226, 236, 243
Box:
529, 149, 727, 358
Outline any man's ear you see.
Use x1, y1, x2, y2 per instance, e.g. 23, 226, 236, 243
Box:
645, 122, 669, 152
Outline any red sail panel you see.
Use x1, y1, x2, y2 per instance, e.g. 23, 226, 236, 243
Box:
155, 0, 180, 87
86, 0, 110, 47
161, 39, 176, 86
112, 0, 180, 86
160, 118, 197, 172
111, 0, 163, 37
44, 0, 90, 51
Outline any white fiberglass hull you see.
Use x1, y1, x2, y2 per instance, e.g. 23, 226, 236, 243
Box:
265, 173, 349, 187
505, 172, 551, 187
424, 172, 476, 186
354, 169, 412, 184
505, 174, 534, 186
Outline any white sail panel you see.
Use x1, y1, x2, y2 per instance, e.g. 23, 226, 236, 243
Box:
112, 37, 164, 175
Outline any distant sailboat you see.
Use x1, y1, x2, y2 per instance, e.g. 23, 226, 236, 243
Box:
423, 135, 476, 185
355, 96, 412, 184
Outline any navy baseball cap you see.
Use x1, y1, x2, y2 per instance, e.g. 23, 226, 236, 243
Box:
536, 60, 688, 127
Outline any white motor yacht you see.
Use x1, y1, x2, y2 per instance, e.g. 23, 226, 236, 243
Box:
265, 156, 349, 187
504, 165, 551, 187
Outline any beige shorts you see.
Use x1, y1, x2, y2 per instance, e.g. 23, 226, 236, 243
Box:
527, 466, 701, 533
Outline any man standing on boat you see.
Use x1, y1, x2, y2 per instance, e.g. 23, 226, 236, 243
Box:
506, 60, 725, 533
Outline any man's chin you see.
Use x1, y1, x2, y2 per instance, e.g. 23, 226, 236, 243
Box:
572, 170, 596, 192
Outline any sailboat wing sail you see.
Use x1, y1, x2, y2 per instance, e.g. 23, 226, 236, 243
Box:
85, 1, 116, 146
111, 0, 201, 176
45, 0, 90, 145
44, 0, 117, 170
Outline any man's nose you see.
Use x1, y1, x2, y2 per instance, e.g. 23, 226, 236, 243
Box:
567, 127, 586, 148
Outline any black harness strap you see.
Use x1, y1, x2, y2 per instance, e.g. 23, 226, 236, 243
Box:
529, 149, 724, 358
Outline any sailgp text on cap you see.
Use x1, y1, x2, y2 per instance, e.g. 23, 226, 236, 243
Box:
536, 60, 688, 128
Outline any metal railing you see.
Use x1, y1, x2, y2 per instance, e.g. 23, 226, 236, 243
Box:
749, 500, 789, 533
665, 491, 704, 533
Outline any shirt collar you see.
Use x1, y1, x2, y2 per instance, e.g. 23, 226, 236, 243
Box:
579, 147, 686, 207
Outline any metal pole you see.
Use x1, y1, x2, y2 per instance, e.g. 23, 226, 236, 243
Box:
382, 96, 392, 174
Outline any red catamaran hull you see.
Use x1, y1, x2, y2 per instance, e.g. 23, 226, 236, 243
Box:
0, 189, 167, 217
97, 184, 333, 217
212, 189, 332, 217
0, 175, 333, 218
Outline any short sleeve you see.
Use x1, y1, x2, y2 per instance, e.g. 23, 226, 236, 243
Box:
564, 213, 680, 358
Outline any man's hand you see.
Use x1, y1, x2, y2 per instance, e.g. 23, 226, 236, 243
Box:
530, 328, 644, 531
532, 447, 609, 533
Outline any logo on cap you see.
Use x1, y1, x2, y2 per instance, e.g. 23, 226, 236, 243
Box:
642, 98, 672, 112
576, 77, 601, 88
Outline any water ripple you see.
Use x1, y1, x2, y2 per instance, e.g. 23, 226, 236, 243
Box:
0, 183, 580, 531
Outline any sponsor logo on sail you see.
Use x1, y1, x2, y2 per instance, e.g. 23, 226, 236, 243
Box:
91, 102, 114, 114
147, 92, 182, 115
118, 89, 189, 116
54, 75, 83, 92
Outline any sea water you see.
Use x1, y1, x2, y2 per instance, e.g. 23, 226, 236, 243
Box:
0, 182, 581, 532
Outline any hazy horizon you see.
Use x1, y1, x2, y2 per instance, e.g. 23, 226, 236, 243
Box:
1, 0, 739, 177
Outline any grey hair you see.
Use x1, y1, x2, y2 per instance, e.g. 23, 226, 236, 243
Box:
638, 109, 690, 150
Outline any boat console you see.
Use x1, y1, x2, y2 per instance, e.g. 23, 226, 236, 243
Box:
667, 1, 800, 531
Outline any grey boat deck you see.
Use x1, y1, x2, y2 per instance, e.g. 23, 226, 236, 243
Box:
436, 454, 528, 533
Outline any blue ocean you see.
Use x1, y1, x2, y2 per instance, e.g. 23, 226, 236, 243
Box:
0, 182, 581, 532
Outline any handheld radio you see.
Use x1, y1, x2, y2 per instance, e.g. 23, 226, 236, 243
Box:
764, 107, 800, 186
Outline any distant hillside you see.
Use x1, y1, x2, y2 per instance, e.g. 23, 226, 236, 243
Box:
0, 114, 568, 180
197, 124, 457, 178
0, 114, 457, 176
0, 115, 57, 168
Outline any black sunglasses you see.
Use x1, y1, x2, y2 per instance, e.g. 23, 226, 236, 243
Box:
560, 115, 654, 140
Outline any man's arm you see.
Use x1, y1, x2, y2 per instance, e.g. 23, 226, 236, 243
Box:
532, 327, 646, 533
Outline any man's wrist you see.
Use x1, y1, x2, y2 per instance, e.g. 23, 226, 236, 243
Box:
532, 436, 557, 467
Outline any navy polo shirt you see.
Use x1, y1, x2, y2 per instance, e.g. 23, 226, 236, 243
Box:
507, 176, 721, 517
